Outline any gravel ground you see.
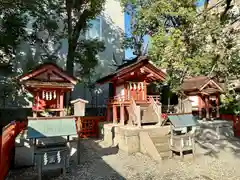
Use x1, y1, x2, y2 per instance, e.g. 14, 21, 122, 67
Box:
7, 138, 240, 180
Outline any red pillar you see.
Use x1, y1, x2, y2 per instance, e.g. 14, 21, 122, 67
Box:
59, 91, 64, 116
198, 95, 202, 119
113, 105, 117, 124
106, 105, 111, 121
0, 126, 2, 174
205, 96, 210, 119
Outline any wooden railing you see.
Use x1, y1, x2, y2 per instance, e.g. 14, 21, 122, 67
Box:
79, 116, 105, 138
108, 94, 160, 104
0, 121, 26, 179
147, 95, 160, 104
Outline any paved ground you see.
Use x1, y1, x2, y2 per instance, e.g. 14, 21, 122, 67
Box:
7, 138, 240, 180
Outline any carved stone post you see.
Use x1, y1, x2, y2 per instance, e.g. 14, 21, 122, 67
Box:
120, 105, 125, 125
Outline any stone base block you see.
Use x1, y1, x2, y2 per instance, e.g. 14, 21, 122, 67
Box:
103, 124, 170, 154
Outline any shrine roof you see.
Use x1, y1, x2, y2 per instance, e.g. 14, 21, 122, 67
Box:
182, 76, 223, 93
201, 87, 222, 95
96, 56, 166, 84
167, 114, 199, 128
23, 80, 74, 88
18, 62, 78, 85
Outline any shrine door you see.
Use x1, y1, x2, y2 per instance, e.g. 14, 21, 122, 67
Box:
128, 82, 145, 101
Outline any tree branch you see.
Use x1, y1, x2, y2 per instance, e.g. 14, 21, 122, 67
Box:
71, 9, 90, 50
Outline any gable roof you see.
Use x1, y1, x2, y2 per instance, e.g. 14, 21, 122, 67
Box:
182, 76, 223, 93
96, 56, 166, 84
18, 62, 78, 85
167, 114, 199, 128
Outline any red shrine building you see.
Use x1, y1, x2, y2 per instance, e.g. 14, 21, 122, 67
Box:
182, 76, 224, 119
18, 63, 77, 117
96, 56, 166, 124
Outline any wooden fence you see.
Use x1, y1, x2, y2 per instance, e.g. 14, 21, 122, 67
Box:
0, 121, 25, 179
220, 114, 240, 136
79, 116, 105, 138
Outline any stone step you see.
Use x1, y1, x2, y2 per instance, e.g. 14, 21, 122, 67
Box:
155, 143, 170, 153
148, 129, 170, 137
151, 136, 169, 144
159, 151, 172, 159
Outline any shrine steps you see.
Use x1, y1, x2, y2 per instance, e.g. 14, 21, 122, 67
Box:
150, 135, 172, 160
139, 128, 172, 162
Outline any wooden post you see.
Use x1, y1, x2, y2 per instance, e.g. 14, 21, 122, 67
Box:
0, 125, 2, 171
205, 96, 210, 119
216, 94, 220, 118
120, 105, 125, 125
113, 105, 117, 124
60, 91, 64, 116
199, 95, 202, 119
77, 117, 81, 165
106, 105, 111, 122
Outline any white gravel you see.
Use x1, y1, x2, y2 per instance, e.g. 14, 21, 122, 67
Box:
7, 138, 240, 180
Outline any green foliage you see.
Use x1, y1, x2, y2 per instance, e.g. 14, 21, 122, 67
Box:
0, 0, 106, 106
220, 93, 240, 115
1, 0, 106, 77
120, 0, 240, 93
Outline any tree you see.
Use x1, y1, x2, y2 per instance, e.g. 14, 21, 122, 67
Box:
120, 0, 240, 94
0, 0, 106, 106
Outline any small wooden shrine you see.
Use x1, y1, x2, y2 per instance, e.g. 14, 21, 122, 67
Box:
16, 62, 80, 179
96, 56, 166, 126
18, 62, 77, 117
182, 76, 224, 119
163, 113, 198, 159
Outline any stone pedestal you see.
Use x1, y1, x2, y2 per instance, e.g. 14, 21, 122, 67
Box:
103, 124, 170, 154
14, 131, 79, 168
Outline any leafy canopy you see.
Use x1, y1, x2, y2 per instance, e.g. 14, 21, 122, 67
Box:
121, 0, 240, 93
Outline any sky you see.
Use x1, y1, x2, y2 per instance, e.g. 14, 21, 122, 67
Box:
124, 0, 206, 59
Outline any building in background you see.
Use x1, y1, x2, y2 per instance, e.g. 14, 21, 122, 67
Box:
0, 0, 125, 109
71, 0, 125, 111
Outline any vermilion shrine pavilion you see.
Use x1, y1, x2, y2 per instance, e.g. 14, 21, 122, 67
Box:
182, 76, 224, 119
96, 56, 166, 126
18, 62, 77, 117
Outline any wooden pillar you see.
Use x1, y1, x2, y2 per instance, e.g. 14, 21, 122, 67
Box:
120, 105, 125, 125
106, 105, 111, 121
143, 81, 147, 101
0, 125, 2, 170
205, 96, 210, 119
124, 84, 127, 101
113, 105, 117, 124
216, 94, 220, 118
33, 91, 40, 117
199, 95, 202, 119
60, 91, 64, 116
